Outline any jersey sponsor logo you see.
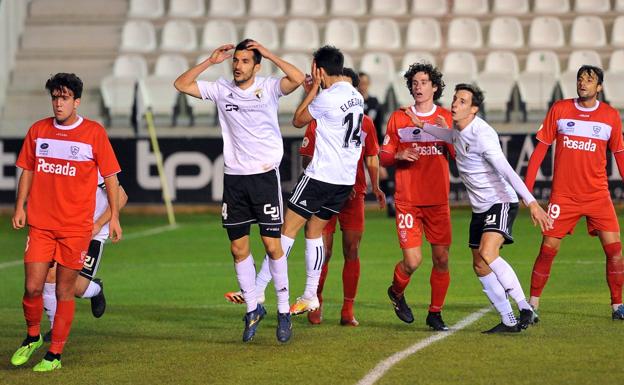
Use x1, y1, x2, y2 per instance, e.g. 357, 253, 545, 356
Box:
225, 104, 239, 111
562, 135, 597, 152
36, 158, 77, 176
299, 200, 307, 206
40, 143, 49, 149
485, 214, 497, 226
414, 144, 445, 156
263, 204, 280, 220
301, 137, 310, 148
566, 121, 575, 127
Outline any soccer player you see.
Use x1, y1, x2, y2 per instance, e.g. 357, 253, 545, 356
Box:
525, 65, 624, 321
42, 178, 128, 342
380, 63, 454, 331
358, 72, 384, 145
11, 73, 122, 371
174, 39, 304, 343
405, 83, 552, 333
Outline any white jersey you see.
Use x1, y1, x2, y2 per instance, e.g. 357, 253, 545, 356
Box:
93, 172, 109, 242
451, 116, 518, 213
197, 76, 284, 175
305, 81, 364, 185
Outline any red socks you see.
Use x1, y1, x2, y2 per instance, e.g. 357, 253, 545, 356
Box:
316, 263, 329, 305
604, 242, 624, 305
23, 295, 43, 337
391, 262, 411, 297
341, 258, 360, 318
429, 268, 450, 312
530, 245, 558, 297
50, 300, 75, 355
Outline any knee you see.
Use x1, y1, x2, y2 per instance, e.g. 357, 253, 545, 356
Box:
265, 244, 282, 260
472, 263, 490, 277
432, 252, 449, 271
403, 259, 421, 274
230, 244, 249, 260
24, 283, 43, 298
343, 243, 359, 260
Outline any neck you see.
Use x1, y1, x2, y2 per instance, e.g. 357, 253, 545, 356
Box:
323, 75, 343, 89
578, 97, 598, 109
414, 100, 434, 113
235, 76, 255, 90
454, 115, 475, 131
56, 112, 78, 126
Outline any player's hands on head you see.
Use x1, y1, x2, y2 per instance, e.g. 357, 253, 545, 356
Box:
208, 44, 234, 64
404, 108, 424, 128
12, 207, 26, 230
303, 74, 314, 93
245, 40, 270, 58
528, 201, 554, 232
310, 61, 322, 89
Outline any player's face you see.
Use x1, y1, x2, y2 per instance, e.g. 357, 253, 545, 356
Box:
358, 74, 369, 95
451, 90, 477, 122
232, 49, 259, 86
576, 71, 602, 101
50, 87, 80, 124
411, 72, 437, 105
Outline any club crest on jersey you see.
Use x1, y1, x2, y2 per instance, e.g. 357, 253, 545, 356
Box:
254, 88, 263, 100
465, 144, 470, 152
70, 145, 80, 157
301, 137, 310, 148
592, 126, 602, 137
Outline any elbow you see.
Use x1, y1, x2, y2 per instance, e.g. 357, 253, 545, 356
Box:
173, 78, 182, 92
292, 116, 305, 128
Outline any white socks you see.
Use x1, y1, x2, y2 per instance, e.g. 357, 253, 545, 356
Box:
489, 257, 531, 311
43, 283, 56, 328
235, 254, 257, 313
81, 280, 102, 299
303, 237, 324, 299
269, 255, 289, 314
478, 272, 516, 326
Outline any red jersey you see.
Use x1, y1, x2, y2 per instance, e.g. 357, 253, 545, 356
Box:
16, 117, 121, 232
382, 105, 453, 206
299, 115, 379, 194
537, 99, 624, 200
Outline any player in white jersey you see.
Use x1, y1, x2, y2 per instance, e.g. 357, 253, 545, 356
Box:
286, 45, 364, 315
174, 39, 304, 343
42, 174, 128, 341
405, 83, 553, 333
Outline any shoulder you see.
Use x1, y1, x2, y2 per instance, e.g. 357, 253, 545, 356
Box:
600, 101, 620, 118
29, 117, 54, 131
436, 106, 453, 119
550, 99, 573, 114
363, 115, 375, 131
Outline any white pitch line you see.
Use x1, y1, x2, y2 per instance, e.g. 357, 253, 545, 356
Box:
0, 224, 180, 270
356, 307, 491, 385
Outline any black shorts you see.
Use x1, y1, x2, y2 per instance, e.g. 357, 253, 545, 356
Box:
222, 169, 283, 230
79, 239, 104, 280
287, 173, 352, 220
469, 202, 519, 249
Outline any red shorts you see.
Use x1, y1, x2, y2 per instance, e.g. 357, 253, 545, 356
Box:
24, 226, 91, 270
395, 203, 452, 249
323, 193, 365, 234
544, 194, 620, 238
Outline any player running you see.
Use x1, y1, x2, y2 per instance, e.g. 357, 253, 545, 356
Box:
405, 83, 552, 333
525, 65, 624, 321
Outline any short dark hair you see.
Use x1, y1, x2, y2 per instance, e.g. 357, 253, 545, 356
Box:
235, 39, 262, 65
342, 67, 359, 88
455, 83, 484, 109
45, 73, 83, 99
313, 45, 343, 76
404, 62, 445, 101
577, 65, 603, 85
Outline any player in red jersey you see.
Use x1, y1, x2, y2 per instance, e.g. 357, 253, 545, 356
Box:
380, 62, 454, 330
10, 73, 122, 371
301, 68, 385, 326
525, 65, 624, 321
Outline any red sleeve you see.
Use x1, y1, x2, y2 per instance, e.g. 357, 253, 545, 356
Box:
363, 116, 379, 156
536, 102, 559, 145
608, 110, 624, 153
299, 120, 316, 157
380, 113, 399, 166
615, 151, 624, 180
524, 141, 549, 192
15, 125, 37, 170
93, 125, 121, 177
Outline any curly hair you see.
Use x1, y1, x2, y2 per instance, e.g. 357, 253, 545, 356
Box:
45, 73, 83, 99
403, 62, 444, 101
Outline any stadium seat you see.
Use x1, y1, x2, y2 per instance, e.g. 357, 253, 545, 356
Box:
574, 0, 610, 13
617, 0, 624, 11
120, 20, 157, 53
440, 51, 478, 107
329, 0, 366, 16
324, 18, 360, 50
140, 54, 189, 122
559, 50, 602, 99
128, 0, 164, 18
405, 18, 441, 50
101, 55, 149, 122
570, 16, 606, 48
168, 0, 205, 17
113, 54, 149, 78
282, 53, 312, 75
528, 17, 565, 48
283, 19, 320, 51
452, 0, 488, 15
447, 18, 483, 50
365, 18, 401, 50
533, 0, 569, 14
476, 51, 519, 116
370, 0, 407, 15
604, 50, 624, 109
517, 50, 560, 113
343, 53, 355, 69
243, 19, 279, 51
488, 17, 524, 49
208, 0, 245, 17
609, 50, 624, 72
492, 0, 529, 14
391, 71, 414, 107
611, 16, 624, 47
360, 52, 395, 103
201, 20, 237, 51
401, 52, 437, 71
411, 0, 447, 15
160, 20, 197, 53
290, 0, 326, 16
248, 0, 286, 17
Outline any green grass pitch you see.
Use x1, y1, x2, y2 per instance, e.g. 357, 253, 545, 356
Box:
0, 208, 621, 384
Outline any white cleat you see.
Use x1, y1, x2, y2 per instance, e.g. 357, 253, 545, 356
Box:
289, 296, 320, 315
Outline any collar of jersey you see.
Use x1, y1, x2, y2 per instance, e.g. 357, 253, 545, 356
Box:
229, 76, 259, 94
410, 104, 437, 117
54, 115, 83, 130
574, 98, 599, 112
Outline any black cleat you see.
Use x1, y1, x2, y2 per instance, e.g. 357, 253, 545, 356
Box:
612, 305, 624, 320
43, 330, 52, 343
276, 312, 292, 343
518, 308, 537, 329
242, 304, 266, 342
387, 286, 414, 324
482, 322, 521, 334
426, 311, 449, 331
91, 278, 106, 318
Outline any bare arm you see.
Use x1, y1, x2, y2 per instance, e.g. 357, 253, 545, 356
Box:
365, 155, 386, 209
93, 186, 128, 237
104, 174, 122, 242
293, 64, 321, 128
12, 169, 33, 230
245, 40, 304, 95
173, 44, 234, 98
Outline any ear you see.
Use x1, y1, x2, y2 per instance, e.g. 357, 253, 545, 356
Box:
74, 98, 81, 109
597, 83, 603, 94
252, 62, 261, 75
470, 105, 479, 115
